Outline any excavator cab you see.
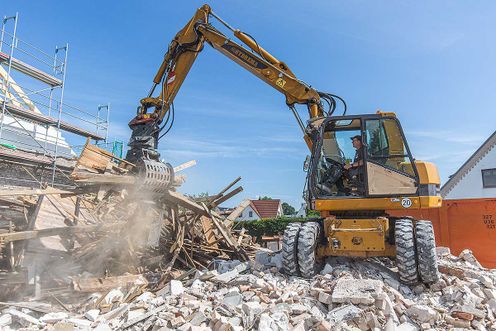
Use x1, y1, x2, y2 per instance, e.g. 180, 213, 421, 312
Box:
310, 112, 420, 201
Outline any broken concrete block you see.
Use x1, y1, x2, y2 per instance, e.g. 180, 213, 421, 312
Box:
217, 260, 242, 273
170, 279, 185, 296
365, 311, 380, 329
317, 291, 332, 305
66, 318, 93, 329
214, 269, 240, 283
271, 312, 289, 330
188, 326, 212, 331
290, 304, 309, 315
84, 309, 100, 322
0, 314, 11, 328
436, 246, 451, 256
445, 315, 471, 328
189, 312, 207, 326
93, 324, 112, 331
315, 320, 333, 331
104, 288, 124, 304
319, 263, 333, 275
459, 249, 482, 267
327, 304, 362, 323
258, 313, 276, 331
223, 291, 242, 308
127, 308, 146, 322
405, 304, 438, 324
7, 308, 43, 327
40, 312, 68, 324
292, 321, 307, 331
170, 316, 186, 328
396, 322, 419, 331
53, 322, 75, 331
331, 278, 383, 305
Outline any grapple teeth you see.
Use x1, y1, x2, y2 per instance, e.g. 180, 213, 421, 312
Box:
137, 159, 174, 194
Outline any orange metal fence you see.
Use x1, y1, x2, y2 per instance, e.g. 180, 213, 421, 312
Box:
388, 198, 496, 269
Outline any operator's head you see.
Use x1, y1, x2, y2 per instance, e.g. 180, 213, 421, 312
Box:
351, 135, 362, 149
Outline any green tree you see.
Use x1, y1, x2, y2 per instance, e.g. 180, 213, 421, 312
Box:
189, 192, 210, 203
282, 202, 296, 215
306, 209, 321, 217
259, 196, 272, 200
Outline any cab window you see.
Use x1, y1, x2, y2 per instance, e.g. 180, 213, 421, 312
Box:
364, 119, 415, 177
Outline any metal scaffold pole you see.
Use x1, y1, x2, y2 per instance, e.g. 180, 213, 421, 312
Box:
0, 13, 18, 142
51, 43, 69, 186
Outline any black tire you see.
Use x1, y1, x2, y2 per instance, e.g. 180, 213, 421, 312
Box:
415, 220, 440, 284
395, 219, 419, 284
297, 222, 322, 278
281, 223, 302, 276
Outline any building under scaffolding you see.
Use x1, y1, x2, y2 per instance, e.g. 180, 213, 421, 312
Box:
0, 13, 112, 189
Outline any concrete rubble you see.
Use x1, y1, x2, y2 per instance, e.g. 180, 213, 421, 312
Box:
0, 247, 494, 330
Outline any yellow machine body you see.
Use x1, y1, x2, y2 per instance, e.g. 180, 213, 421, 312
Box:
317, 217, 396, 258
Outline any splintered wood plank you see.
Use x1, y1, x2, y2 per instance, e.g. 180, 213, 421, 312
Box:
72, 274, 148, 292
173, 160, 197, 172
201, 203, 238, 249
75, 139, 114, 172
0, 223, 121, 243
0, 187, 74, 197
200, 216, 219, 249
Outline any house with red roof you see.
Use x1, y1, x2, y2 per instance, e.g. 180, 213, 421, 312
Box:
236, 199, 283, 221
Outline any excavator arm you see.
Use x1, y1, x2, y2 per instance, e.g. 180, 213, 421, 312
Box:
126, 4, 333, 164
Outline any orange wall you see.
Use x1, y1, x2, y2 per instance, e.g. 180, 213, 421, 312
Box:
388, 198, 496, 269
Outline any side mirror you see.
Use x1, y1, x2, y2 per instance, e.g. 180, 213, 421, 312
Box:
303, 155, 311, 172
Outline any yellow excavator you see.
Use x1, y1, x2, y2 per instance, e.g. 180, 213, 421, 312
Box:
125, 4, 442, 284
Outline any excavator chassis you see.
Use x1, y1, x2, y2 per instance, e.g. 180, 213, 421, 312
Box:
282, 217, 440, 285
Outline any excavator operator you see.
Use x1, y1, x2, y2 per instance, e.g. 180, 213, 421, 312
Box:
344, 135, 365, 195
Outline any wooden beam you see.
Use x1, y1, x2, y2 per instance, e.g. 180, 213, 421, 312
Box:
208, 177, 241, 205
210, 186, 243, 208
0, 187, 75, 197
0, 223, 122, 243
73, 173, 136, 185
163, 190, 209, 216
173, 160, 197, 173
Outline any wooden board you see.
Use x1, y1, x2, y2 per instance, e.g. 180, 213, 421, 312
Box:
72, 274, 147, 292
74, 139, 115, 173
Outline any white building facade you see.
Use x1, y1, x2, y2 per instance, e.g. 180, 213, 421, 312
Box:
442, 131, 496, 199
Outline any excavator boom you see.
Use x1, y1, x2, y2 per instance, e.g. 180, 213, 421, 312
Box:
125, 4, 331, 164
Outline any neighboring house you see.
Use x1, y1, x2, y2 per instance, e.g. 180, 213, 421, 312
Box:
215, 206, 234, 217
236, 199, 283, 221
294, 203, 307, 218
441, 130, 496, 199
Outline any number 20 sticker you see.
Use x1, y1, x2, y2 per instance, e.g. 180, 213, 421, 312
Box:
401, 198, 412, 208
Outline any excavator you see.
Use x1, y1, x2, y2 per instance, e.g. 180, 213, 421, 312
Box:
125, 4, 442, 284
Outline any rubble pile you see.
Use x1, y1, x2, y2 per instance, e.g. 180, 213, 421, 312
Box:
1, 247, 495, 330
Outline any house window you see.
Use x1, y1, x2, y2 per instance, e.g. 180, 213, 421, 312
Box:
249, 211, 253, 217
239, 212, 243, 217
482, 168, 496, 188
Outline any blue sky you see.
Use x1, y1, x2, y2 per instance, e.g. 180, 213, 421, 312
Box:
3, 1, 495, 208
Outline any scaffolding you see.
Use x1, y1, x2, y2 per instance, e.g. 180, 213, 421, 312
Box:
0, 13, 110, 188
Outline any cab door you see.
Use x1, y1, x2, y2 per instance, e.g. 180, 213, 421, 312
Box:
363, 118, 418, 196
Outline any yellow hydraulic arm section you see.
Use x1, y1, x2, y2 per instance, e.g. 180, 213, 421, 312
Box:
136, 4, 325, 143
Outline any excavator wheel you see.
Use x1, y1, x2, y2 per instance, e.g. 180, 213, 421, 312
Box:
395, 219, 419, 284
297, 222, 323, 278
281, 222, 302, 276
415, 220, 440, 284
